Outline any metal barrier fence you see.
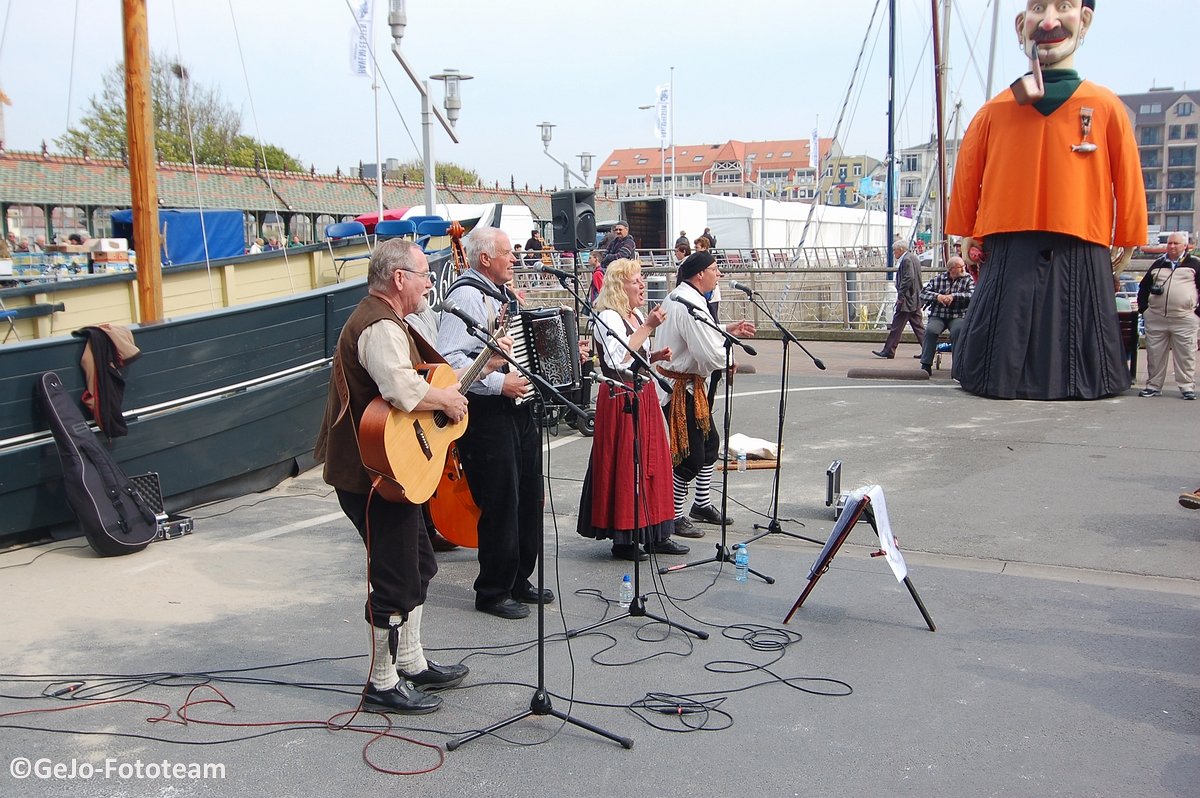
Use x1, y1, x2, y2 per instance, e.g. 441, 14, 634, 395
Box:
514, 246, 898, 332
512, 247, 1144, 334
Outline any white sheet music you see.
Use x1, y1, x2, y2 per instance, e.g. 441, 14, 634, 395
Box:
855, 485, 907, 582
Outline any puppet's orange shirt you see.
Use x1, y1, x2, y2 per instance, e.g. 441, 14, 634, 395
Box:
947, 80, 1147, 249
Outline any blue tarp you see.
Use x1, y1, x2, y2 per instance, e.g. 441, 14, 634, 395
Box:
110, 208, 245, 266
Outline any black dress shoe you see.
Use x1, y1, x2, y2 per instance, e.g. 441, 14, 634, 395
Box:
429, 531, 459, 551
612, 543, 649, 561
512, 584, 555, 604
690, 503, 732, 525
475, 597, 530, 619
672, 516, 705, 538
871, 350, 894, 359
644, 538, 689, 555
920, 363, 932, 376
400, 660, 469, 691
362, 681, 442, 714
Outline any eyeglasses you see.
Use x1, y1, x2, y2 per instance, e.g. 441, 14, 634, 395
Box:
396, 267, 432, 281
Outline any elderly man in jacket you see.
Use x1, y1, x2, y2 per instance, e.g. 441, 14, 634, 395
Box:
873, 238, 925, 359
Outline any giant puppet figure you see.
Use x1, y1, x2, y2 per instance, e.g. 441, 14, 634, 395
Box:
946, 0, 1146, 400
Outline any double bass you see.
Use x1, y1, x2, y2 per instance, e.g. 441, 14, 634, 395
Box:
427, 221, 482, 548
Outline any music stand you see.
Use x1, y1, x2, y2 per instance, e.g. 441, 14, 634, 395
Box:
659, 312, 774, 584
782, 492, 935, 631
446, 316, 632, 751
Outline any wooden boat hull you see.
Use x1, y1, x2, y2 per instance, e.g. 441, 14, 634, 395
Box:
0, 277, 370, 543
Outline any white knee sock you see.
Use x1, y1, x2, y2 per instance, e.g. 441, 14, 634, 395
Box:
369, 618, 400, 691
395, 605, 428, 675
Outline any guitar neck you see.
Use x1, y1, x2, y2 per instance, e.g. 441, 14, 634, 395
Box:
453, 308, 507, 395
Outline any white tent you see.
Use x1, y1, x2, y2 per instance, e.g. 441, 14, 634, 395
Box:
687, 194, 916, 251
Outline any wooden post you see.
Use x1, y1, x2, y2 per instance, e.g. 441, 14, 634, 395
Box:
122, 0, 163, 322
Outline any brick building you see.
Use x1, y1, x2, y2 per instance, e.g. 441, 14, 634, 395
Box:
1120, 86, 1198, 237
595, 137, 841, 203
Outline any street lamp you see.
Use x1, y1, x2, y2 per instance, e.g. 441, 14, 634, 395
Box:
431, 69, 472, 128
388, 0, 467, 215
536, 122, 587, 190
578, 152, 594, 187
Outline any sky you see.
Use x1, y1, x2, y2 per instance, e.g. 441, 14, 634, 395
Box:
0, 0, 1195, 191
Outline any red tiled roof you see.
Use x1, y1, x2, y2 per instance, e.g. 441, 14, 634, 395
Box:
596, 137, 835, 183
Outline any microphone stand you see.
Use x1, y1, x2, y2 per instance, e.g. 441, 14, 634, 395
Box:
549, 272, 705, 640
566, 365, 707, 642
737, 286, 827, 548
659, 301, 774, 584
446, 321, 632, 752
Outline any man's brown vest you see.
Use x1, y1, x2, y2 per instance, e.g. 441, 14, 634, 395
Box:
315, 295, 425, 494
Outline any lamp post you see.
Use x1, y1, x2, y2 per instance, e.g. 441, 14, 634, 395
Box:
537, 122, 587, 190
578, 152, 594, 188
387, 0, 468, 216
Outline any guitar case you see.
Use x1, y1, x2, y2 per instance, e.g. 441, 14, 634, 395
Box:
36, 371, 158, 556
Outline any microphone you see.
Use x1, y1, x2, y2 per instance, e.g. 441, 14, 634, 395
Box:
539, 264, 575, 281
730, 280, 754, 296
440, 298, 481, 331
592, 373, 627, 389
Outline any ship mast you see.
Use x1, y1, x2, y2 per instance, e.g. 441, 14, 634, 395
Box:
931, 0, 949, 264
122, 0, 163, 323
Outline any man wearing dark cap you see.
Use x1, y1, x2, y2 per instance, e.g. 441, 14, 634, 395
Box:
601, 222, 637, 268
947, 0, 1146, 400
654, 252, 755, 535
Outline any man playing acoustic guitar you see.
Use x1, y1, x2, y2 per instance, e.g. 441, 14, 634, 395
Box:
316, 239, 504, 714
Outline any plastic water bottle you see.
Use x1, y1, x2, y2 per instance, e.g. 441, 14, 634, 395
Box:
734, 544, 749, 583
737, 451, 747, 472
619, 574, 633, 608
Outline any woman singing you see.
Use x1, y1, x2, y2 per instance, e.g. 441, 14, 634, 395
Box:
577, 259, 689, 561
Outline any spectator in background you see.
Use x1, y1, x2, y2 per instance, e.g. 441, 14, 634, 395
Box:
289, 234, 304, 247
31, 235, 46, 252
917, 255, 974, 376
600, 222, 637, 268
675, 230, 689, 249
674, 241, 691, 265
523, 229, 544, 266
873, 238, 925, 359
249, 238, 264, 255
68, 231, 89, 246
587, 250, 605, 306
1136, 231, 1200, 400
701, 227, 717, 249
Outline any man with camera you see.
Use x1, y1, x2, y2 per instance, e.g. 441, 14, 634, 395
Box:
1136, 231, 1200, 400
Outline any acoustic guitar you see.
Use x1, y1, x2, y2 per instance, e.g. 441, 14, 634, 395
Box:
358, 306, 505, 506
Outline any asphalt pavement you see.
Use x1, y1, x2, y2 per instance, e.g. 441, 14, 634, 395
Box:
0, 340, 1196, 797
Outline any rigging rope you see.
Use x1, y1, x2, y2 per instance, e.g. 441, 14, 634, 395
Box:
794, 0, 885, 253
171, 0, 218, 310
225, 0, 297, 294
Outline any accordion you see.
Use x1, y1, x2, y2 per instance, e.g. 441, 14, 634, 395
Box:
507, 307, 581, 404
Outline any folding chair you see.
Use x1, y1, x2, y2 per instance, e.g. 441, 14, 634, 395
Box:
375, 220, 418, 240
324, 221, 372, 281
415, 219, 451, 252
